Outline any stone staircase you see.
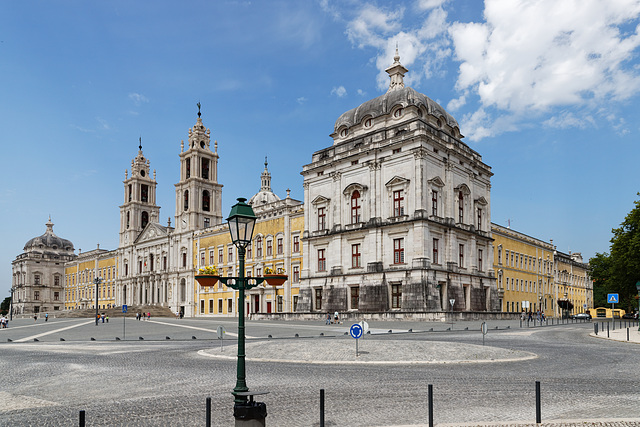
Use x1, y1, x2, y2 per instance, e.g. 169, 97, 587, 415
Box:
56, 305, 175, 319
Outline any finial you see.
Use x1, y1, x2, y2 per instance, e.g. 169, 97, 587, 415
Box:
394, 42, 400, 63
197, 101, 201, 118
264, 156, 268, 169
139, 136, 142, 151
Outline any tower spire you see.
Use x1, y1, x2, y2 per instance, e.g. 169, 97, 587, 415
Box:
139, 136, 142, 152
197, 101, 201, 118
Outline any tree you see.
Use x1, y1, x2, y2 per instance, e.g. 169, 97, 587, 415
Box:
591, 194, 640, 312
0, 296, 10, 315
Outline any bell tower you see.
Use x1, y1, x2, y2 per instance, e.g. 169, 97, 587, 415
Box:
174, 104, 223, 232
119, 139, 160, 246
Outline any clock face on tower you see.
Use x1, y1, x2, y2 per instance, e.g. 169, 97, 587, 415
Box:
181, 218, 188, 229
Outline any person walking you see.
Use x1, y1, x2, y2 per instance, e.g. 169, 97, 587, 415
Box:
325, 313, 331, 325
106, 315, 109, 323
147, 312, 151, 321
45, 313, 48, 322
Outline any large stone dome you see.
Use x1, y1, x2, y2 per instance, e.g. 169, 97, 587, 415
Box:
334, 86, 459, 133
24, 218, 74, 254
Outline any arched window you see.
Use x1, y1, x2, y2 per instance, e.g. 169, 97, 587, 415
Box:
184, 190, 189, 211
126, 212, 130, 229
351, 190, 361, 224
203, 190, 210, 211
141, 211, 149, 228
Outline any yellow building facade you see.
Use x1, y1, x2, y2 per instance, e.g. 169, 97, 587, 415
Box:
554, 250, 592, 317
192, 162, 304, 317
64, 247, 117, 311
492, 224, 555, 317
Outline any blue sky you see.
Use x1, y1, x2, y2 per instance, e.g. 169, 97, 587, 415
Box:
2, 0, 640, 299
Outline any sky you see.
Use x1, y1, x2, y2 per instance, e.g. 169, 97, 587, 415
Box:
2, 0, 640, 299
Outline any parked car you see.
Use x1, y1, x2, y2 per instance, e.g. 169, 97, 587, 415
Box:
622, 312, 638, 319
570, 313, 592, 320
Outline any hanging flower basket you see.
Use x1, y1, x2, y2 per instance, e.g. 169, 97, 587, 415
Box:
263, 274, 288, 287
195, 275, 220, 287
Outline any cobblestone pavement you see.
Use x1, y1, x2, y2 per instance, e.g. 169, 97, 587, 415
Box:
0, 317, 639, 426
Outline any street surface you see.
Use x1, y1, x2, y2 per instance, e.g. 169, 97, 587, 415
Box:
0, 316, 638, 426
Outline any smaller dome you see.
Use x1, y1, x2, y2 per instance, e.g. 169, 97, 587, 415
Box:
248, 157, 281, 206
24, 218, 74, 252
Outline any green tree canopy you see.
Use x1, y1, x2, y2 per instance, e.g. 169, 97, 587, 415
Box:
591, 194, 640, 311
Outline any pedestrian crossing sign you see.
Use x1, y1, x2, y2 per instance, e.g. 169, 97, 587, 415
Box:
607, 293, 619, 304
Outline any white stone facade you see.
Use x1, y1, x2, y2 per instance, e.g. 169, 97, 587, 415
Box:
298, 51, 497, 314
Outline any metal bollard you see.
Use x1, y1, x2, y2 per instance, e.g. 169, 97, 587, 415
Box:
79, 410, 85, 427
594, 323, 598, 335
428, 384, 434, 427
320, 388, 325, 427
607, 322, 610, 338
628, 328, 630, 342
206, 397, 211, 427
536, 381, 541, 423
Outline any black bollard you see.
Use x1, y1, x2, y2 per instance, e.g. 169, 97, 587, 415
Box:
79, 410, 85, 427
536, 381, 541, 423
320, 389, 325, 427
628, 328, 630, 342
428, 384, 434, 427
206, 397, 211, 427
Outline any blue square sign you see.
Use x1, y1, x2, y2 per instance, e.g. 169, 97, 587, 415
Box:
607, 293, 619, 304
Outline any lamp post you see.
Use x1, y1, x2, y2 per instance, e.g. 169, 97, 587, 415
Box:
94, 276, 102, 326
9, 286, 14, 321
214, 198, 267, 425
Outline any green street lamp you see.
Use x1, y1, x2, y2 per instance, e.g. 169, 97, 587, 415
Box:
211, 198, 267, 423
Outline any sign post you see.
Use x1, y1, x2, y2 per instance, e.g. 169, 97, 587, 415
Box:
122, 304, 128, 340
608, 293, 619, 330
350, 323, 363, 357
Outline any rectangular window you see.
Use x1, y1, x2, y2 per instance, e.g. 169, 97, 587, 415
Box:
352, 244, 361, 268
54, 276, 60, 286
228, 247, 234, 263
458, 191, 464, 223
393, 238, 405, 264
139, 260, 143, 273
432, 191, 438, 216
267, 240, 273, 256
318, 249, 326, 272
277, 238, 283, 255
392, 148, 401, 154
34, 291, 40, 300
228, 298, 233, 313
34, 274, 40, 285
247, 244, 252, 259
201, 158, 210, 180
292, 266, 300, 283
391, 284, 402, 309
209, 251, 214, 265
351, 192, 361, 224
498, 247, 502, 265
54, 291, 59, 301
204, 217, 210, 228
209, 299, 214, 314
141, 184, 149, 203
293, 235, 300, 253
200, 300, 205, 314
478, 249, 483, 272
182, 253, 187, 268
293, 295, 298, 312
351, 286, 359, 310
393, 190, 405, 216
125, 263, 128, 276
317, 207, 326, 230
477, 208, 482, 230
200, 252, 205, 266
432, 238, 439, 264
459, 244, 465, 268
218, 249, 223, 264
315, 288, 323, 310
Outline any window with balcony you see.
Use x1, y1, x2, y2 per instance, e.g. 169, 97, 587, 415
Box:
317, 207, 326, 230
432, 191, 438, 216
352, 244, 361, 268
393, 190, 405, 217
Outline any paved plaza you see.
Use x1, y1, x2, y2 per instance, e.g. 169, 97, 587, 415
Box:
1, 316, 639, 426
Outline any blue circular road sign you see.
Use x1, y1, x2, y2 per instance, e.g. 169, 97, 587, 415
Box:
350, 323, 363, 339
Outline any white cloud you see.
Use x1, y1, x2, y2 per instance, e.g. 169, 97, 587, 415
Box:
450, 0, 640, 139
96, 117, 110, 131
542, 111, 595, 129
128, 93, 149, 106
447, 95, 466, 111
357, 89, 367, 96
416, 0, 448, 10
297, 97, 307, 105
331, 86, 347, 97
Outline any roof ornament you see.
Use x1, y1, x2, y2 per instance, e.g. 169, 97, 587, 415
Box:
139, 136, 142, 152
385, 43, 408, 92
197, 101, 201, 118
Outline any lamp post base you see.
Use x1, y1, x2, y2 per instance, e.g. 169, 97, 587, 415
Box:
234, 401, 267, 427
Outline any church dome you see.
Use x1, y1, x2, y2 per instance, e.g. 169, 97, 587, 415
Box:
334, 86, 458, 132
334, 47, 459, 133
24, 218, 74, 253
